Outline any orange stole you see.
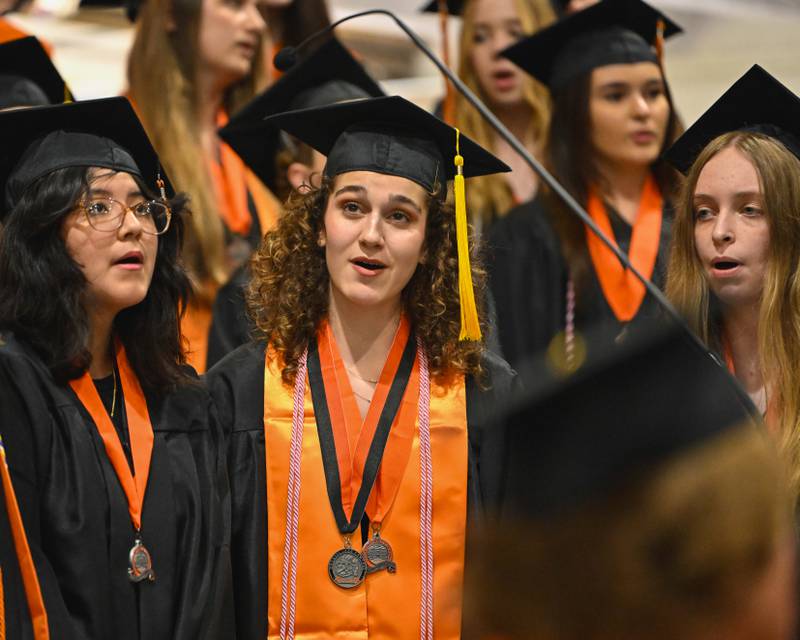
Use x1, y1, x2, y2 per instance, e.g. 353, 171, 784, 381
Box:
263, 352, 468, 639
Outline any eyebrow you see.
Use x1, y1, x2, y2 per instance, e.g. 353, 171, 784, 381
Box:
88, 187, 145, 199
333, 185, 423, 215
334, 185, 366, 198
388, 194, 423, 215
694, 190, 761, 200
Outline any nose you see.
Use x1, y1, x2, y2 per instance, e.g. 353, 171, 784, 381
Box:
118, 206, 144, 240
358, 213, 384, 248
491, 31, 515, 59
631, 91, 652, 119
244, 1, 267, 34
711, 211, 735, 248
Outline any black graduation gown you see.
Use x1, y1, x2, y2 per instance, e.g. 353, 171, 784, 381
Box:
205, 340, 517, 640
207, 265, 252, 370
1, 456, 37, 640
487, 194, 673, 377
0, 333, 233, 640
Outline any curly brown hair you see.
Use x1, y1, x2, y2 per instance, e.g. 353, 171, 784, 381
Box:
246, 177, 488, 386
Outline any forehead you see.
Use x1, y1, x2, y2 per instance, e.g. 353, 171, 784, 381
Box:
591, 61, 663, 86
87, 168, 141, 193
470, 0, 520, 24
331, 171, 429, 204
696, 146, 760, 193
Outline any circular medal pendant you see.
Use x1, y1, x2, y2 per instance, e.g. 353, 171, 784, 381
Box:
362, 536, 396, 573
128, 540, 156, 583
328, 548, 367, 589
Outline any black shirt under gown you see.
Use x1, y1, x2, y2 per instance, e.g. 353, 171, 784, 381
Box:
0, 332, 233, 640
487, 194, 673, 379
205, 339, 517, 640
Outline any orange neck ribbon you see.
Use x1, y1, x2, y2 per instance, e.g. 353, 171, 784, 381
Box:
209, 110, 253, 237
68, 342, 153, 532
316, 316, 418, 528
0, 437, 49, 639
585, 174, 663, 322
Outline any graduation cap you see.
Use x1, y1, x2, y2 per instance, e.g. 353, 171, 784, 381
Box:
219, 37, 384, 193
501, 0, 682, 91
664, 65, 800, 174
419, 0, 463, 15
0, 97, 172, 220
501, 323, 757, 517
0, 36, 72, 109
264, 95, 510, 340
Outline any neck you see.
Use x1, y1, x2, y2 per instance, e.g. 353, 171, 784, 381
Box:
327, 290, 402, 379
195, 70, 227, 157
722, 303, 762, 393
87, 311, 116, 379
595, 161, 651, 224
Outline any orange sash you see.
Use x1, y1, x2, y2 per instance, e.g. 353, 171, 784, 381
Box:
263, 335, 469, 638
68, 343, 153, 533
0, 437, 49, 640
210, 112, 253, 237
585, 175, 663, 322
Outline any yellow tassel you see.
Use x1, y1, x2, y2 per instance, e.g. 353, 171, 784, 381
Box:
453, 128, 481, 341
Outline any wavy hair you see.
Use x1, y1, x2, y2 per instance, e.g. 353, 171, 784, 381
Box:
545, 66, 682, 297
666, 132, 800, 494
454, 0, 555, 226
0, 166, 191, 393
128, 0, 266, 299
247, 178, 487, 387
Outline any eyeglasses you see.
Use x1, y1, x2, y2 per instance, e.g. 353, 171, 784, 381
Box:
80, 197, 172, 235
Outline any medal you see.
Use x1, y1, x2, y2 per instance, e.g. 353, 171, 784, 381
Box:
128, 534, 155, 583
362, 526, 396, 575
328, 537, 366, 589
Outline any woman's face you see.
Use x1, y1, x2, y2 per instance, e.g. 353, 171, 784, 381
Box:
693, 146, 771, 309
61, 170, 159, 321
321, 171, 428, 312
589, 61, 670, 171
197, 0, 267, 88
468, 0, 528, 110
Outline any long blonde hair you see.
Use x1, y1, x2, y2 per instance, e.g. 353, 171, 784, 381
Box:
666, 131, 800, 493
454, 0, 554, 225
128, 0, 266, 299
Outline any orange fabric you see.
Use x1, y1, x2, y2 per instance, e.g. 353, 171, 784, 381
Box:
263, 338, 469, 639
244, 169, 281, 234
0, 439, 49, 639
209, 112, 252, 237
585, 175, 663, 322
68, 343, 153, 531
318, 318, 416, 525
180, 301, 212, 374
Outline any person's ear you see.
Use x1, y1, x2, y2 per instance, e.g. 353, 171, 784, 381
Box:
287, 162, 313, 190
318, 229, 326, 247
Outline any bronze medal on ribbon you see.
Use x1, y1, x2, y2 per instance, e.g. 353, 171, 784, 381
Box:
362, 529, 396, 575
328, 547, 366, 589
128, 536, 155, 583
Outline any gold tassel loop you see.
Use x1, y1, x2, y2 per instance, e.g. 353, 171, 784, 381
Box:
453, 128, 481, 341
654, 18, 665, 66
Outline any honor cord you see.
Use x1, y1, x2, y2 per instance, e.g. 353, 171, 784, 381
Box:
417, 340, 434, 640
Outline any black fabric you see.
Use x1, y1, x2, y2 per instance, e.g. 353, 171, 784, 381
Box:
207, 265, 252, 369
220, 37, 384, 193
262, 95, 510, 193
499, 322, 757, 517
664, 64, 800, 173
420, 0, 463, 15
0, 98, 172, 220
0, 36, 70, 107
0, 75, 50, 110
487, 193, 673, 385
0, 452, 36, 640
500, 0, 681, 89
205, 339, 517, 640
0, 333, 233, 640
92, 369, 134, 473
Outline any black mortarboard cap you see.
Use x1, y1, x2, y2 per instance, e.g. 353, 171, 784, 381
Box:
420, 0, 464, 15
501, 323, 756, 518
0, 36, 72, 108
262, 95, 510, 193
220, 37, 384, 192
665, 65, 800, 174
501, 0, 681, 91
0, 97, 172, 220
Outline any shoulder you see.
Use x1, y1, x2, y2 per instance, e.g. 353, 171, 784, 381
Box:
488, 195, 555, 248
204, 340, 267, 433
0, 332, 55, 392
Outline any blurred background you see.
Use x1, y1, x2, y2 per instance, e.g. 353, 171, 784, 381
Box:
6, 0, 800, 128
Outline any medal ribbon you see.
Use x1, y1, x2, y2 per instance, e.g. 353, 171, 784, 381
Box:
585, 174, 663, 322
0, 436, 49, 639
68, 342, 153, 532
309, 317, 417, 534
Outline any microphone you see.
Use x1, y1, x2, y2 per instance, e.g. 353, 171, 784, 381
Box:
271, 9, 750, 401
